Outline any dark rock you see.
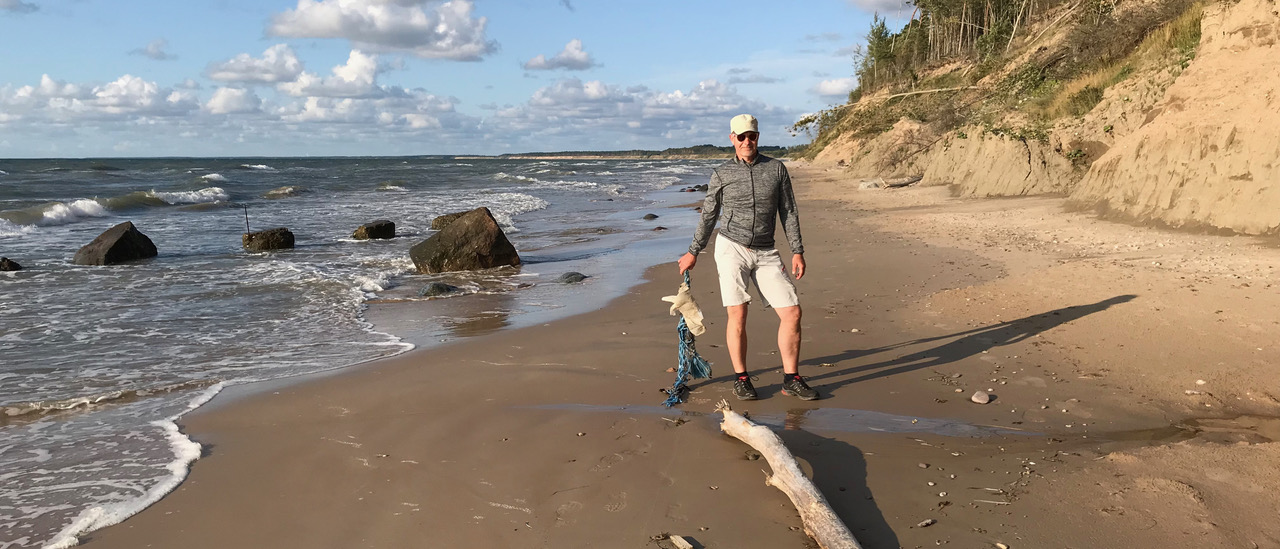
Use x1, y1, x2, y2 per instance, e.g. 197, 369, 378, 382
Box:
430, 211, 469, 230
0, 257, 21, 271
695, 184, 708, 192
557, 272, 588, 284
72, 222, 158, 265
409, 207, 520, 274
419, 282, 459, 297
352, 220, 395, 240
652, 226, 668, 231
242, 227, 295, 252
643, 213, 659, 220
263, 186, 306, 199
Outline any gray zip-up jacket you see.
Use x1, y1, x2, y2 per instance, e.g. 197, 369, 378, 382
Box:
688, 154, 804, 256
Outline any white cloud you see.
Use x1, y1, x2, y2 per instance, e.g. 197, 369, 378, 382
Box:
13, 75, 89, 101
0, 0, 36, 13
205, 88, 262, 114
493, 78, 785, 145
93, 75, 199, 116
278, 50, 380, 97
523, 39, 598, 71
131, 39, 175, 61
813, 77, 857, 98
206, 44, 304, 84
268, 0, 497, 61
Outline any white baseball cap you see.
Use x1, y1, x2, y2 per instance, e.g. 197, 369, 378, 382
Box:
729, 114, 758, 135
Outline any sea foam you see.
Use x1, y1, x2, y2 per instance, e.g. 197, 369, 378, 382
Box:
151, 187, 229, 205
42, 384, 222, 549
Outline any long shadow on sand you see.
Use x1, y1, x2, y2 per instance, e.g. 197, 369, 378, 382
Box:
801, 295, 1137, 396
775, 415, 899, 548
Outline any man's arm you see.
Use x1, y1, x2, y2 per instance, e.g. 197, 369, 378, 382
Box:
688, 170, 725, 256
777, 165, 804, 256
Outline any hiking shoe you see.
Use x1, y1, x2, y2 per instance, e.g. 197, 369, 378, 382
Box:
781, 375, 820, 400
733, 376, 759, 400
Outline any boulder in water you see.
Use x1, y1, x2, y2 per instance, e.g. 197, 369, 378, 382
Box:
353, 220, 395, 240
557, 272, 588, 284
419, 282, 460, 297
243, 227, 295, 252
643, 213, 659, 220
430, 211, 469, 230
72, 222, 158, 265
409, 207, 520, 274
0, 257, 21, 271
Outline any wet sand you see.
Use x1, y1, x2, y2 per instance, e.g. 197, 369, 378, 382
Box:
82, 163, 1280, 548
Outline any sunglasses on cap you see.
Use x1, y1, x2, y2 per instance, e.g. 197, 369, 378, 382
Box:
733, 132, 759, 142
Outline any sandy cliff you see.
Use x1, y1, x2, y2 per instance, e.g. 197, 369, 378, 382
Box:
1072, 0, 1280, 234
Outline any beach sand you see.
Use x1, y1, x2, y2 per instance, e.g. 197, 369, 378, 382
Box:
82, 163, 1280, 548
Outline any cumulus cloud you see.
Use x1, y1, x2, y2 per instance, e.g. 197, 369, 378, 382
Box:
492, 78, 787, 145
207, 44, 304, 84
812, 77, 857, 99
268, 0, 497, 61
131, 39, 175, 60
279, 50, 381, 97
205, 87, 262, 114
523, 39, 597, 71
0, 0, 36, 13
93, 75, 199, 116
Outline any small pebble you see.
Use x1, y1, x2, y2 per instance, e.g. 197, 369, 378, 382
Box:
927, 482, 936, 486
919, 463, 930, 469
996, 544, 1010, 549
917, 518, 936, 528
938, 492, 947, 497
971, 391, 992, 404
576, 432, 585, 437
1196, 379, 1206, 385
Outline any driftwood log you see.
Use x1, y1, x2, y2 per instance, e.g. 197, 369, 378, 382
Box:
716, 401, 862, 549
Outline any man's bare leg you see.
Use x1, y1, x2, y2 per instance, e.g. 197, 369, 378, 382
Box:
775, 305, 802, 375
726, 304, 749, 374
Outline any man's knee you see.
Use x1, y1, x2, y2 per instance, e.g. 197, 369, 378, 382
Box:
775, 305, 801, 327
726, 304, 748, 325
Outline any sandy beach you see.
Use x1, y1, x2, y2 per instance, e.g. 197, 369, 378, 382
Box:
80, 162, 1280, 549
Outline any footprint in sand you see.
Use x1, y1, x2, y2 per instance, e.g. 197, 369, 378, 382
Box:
555, 501, 583, 525
605, 492, 628, 512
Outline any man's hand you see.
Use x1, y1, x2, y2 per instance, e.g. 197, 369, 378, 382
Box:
678, 252, 697, 274
791, 253, 806, 280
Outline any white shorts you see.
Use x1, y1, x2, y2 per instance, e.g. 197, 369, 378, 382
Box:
713, 237, 800, 308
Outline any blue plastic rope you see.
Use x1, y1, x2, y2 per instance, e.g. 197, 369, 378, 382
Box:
662, 272, 712, 407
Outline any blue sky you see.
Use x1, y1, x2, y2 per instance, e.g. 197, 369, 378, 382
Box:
0, 0, 910, 157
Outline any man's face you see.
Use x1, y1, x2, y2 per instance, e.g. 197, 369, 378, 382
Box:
731, 131, 759, 161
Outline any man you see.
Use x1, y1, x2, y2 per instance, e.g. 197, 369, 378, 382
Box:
678, 114, 818, 401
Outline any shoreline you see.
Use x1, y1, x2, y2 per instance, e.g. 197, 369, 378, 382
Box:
79, 162, 1280, 548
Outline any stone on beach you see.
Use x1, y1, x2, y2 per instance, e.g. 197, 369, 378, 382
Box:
557, 272, 588, 283
0, 257, 21, 271
643, 213, 659, 220
72, 221, 158, 265
409, 207, 520, 274
242, 227, 295, 252
352, 220, 395, 240
971, 390, 992, 404
419, 282, 459, 297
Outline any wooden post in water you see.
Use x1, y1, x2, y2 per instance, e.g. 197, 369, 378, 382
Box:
243, 205, 250, 235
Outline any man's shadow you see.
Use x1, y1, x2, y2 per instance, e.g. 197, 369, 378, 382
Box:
775, 414, 899, 548
803, 295, 1137, 394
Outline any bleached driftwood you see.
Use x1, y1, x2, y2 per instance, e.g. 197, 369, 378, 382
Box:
716, 401, 862, 549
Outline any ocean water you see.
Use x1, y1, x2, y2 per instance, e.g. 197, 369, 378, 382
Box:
0, 156, 718, 548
